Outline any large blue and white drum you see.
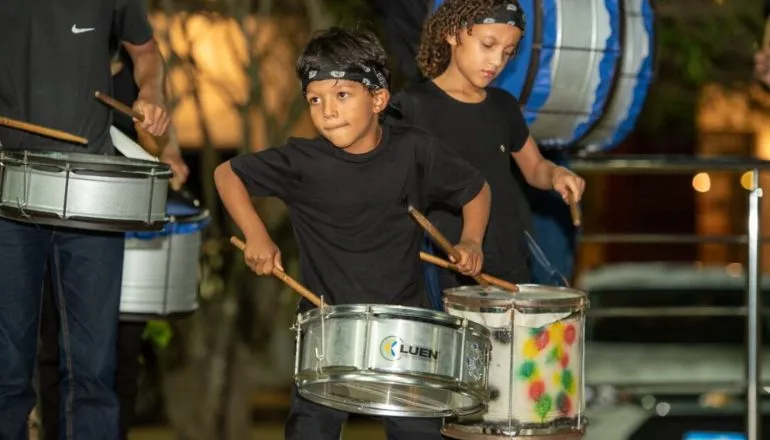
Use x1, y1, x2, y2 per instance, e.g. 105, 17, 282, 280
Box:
119, 192, 211, 321
578, 0, 655, 152
492, 0, 622, 149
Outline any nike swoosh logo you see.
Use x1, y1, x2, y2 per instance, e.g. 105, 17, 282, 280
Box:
71, 25, 95, 34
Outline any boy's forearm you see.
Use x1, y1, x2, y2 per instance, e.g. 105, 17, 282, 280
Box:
214, 162, 271, 242
459, 182, 491, 244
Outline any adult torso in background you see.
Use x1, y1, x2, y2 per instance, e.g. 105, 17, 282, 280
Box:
110, 43, 140, 142
0, 0, 117, 154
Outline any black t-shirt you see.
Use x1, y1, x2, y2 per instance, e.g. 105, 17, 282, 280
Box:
229, 123, 486, 311
391, 80, 532, 284
0, 0, 153, 153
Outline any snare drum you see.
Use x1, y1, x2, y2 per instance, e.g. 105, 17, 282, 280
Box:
119, 192, 211, 321
294, 304, 492, 418
0, 150, 171, 232
442, 285, 588, 439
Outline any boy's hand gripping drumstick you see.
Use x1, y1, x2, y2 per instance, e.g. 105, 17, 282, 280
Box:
407, 205, 490, 287
419, 252, 519, 293
230, 236, 324, 308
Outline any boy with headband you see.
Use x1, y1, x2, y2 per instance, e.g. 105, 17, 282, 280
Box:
214, 27, 492, 439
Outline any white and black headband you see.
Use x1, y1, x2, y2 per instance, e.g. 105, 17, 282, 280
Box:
300, 64, 388, 93
471, 3, 526, 31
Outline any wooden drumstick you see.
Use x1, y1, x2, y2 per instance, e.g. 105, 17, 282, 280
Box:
0, 116, 88, 145
95, 91, 145, 122
420, 252, 519, 293
229, 236, 323, 308
407, 205, 490, 287
569, 193, 582, 227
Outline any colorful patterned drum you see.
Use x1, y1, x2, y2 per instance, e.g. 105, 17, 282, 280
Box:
442, 285, 588, 439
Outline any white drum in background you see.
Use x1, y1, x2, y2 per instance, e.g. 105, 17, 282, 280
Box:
578, 0, 655, 152
0, 150, 170, 232
119, 193, 211, 321
442, 285, 588, 439
294, 304, 492, 418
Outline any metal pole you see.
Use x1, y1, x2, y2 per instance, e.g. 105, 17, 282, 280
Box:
747, 168, 763, 440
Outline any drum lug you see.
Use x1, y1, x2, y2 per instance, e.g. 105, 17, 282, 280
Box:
314, 297, 327, 372
293, 313, 302, 377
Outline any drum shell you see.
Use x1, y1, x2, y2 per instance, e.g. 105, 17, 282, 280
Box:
0, 150, 170, 231
295, 304, 492, 418
442, 285, 588, 439
119, 211, 210, 319
523, 0, 621, 149
579, 0, 655, 152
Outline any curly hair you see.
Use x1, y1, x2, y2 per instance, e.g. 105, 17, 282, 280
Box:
417, 0, 521, 79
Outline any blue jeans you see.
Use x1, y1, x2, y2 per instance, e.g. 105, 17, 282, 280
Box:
0, 218, 124, 440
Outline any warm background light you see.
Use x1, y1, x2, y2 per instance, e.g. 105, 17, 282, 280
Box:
149, 13, 316, 151
692, 172, 711, 193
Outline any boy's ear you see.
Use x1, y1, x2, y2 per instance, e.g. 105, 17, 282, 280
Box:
371, 88, 391, 114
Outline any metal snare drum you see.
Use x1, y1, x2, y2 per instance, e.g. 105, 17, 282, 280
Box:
0, 150, 171, 232
294, 304, 492, 418
442, 285, 588, 439
119, 192, 211, 321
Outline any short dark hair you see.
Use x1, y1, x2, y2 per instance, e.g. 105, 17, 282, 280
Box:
296, 27, 391, 90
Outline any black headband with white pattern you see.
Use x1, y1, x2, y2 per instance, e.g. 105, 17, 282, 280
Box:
472, 3, 526, 32
300, 64, 389, 93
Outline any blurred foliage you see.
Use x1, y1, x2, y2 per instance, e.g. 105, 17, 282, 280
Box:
144, 320, 173, 349
638, 0, 765, 136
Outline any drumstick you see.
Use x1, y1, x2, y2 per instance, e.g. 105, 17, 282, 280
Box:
229, 236, 323, 308
569, 192, 582, 227
420, 252, 519, 293
0, 116, 88, 145
95, 91, 145, 122
407, 205, 490, 287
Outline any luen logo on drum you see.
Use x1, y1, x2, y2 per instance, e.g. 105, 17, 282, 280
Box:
380, 336, 439, 362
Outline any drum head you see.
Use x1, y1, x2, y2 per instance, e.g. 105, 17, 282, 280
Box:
297, 376, 485, 418
444, 285, 587, 310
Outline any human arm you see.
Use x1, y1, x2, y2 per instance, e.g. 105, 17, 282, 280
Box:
213, 148, 296, 275
454, 182, 491, 275
420, 135, 490, 276
214, 162, 283, 275
157, 124, 189, 190
511, 136, 585, 203
114, 0, 169, 136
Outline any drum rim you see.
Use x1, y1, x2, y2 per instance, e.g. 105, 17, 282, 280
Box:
441, 421, 586, 440
0, 209, 169, 232
298, 304, 491, 336
0, 149, 172, 175
296, 371, 487, 418
443, 285, 588, 309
